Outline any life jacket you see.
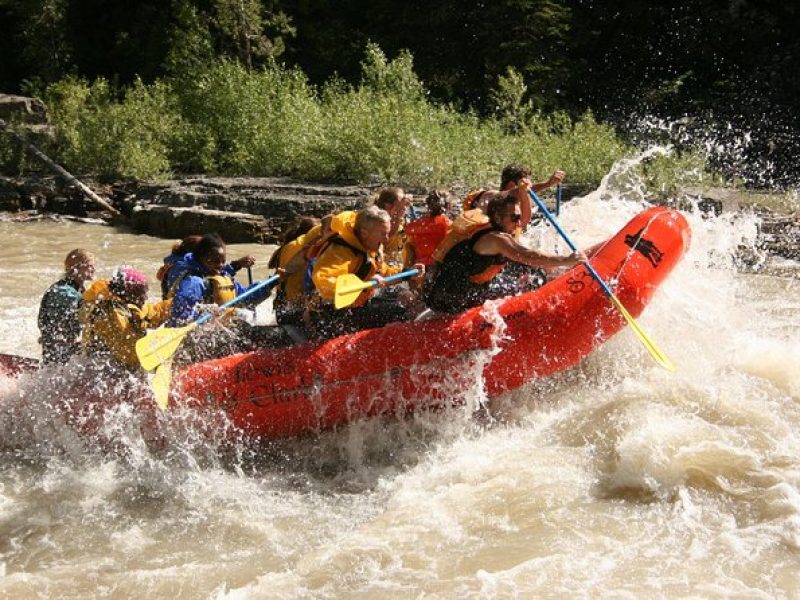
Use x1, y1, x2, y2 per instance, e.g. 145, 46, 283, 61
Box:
304, 233, 377, 312
164, 267, 237, 324
431, 209, 491, 264
83, 279, 172, 327
82, 281, 170, 329
309, 211, 379, 298
206, 275, 237, 305
461, 228, 507, 284
460, 189, 525, 239
273, 225, 324, 306
83, 279, 112, 305
462, 189, 488, 212
80, 290, 142, 368
423, 227, 509, 313
313, 235, 375, 282
405, 214, 451, 266
301, 230, 338, 293
82, 296, 135, 339
38, 277, 84, 366
166, 270, 237, 306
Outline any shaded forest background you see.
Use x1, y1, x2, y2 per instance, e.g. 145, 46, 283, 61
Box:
1, 0, 798, 187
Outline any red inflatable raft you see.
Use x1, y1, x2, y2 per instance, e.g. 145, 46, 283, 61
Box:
170, 206, 691, 439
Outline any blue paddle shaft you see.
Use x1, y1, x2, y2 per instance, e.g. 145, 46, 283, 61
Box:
360, 268, 419, 291
196, 274, 280, 325
527, 189, 616, 298
380, 268, 419, 285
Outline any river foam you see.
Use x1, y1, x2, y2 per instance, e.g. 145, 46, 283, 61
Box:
1, 152, 799, 597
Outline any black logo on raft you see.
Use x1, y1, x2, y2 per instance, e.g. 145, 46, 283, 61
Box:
624, 228, 664, 268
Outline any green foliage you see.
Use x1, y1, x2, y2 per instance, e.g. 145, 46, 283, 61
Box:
0, 125, 28, 175
210, 0, 295, 68
359, 43, 424, 100
312, 45, 442, 184
3, 0, 72, 88
490, 67, 534, 135
46, 77, 176, 180
636, 150, 722, 196
170, 60, 319, 175
3, 0, 798, 185
162, 0, 215, 80
39, 44, 637, 187
303, 51, 630, 188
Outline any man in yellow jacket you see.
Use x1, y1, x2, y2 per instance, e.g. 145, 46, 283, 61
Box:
268, 215, 332, 328
80, 268, 171, 370
310, 206, 424, 339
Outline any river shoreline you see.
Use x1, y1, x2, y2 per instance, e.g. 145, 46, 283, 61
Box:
0, 174, 797, 271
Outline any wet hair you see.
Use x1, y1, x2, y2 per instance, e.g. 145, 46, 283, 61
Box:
374, 187, 404, 209
281, 216, 319, 244
486, 193, 519, 225
194, 233, 226, 262
171, 235, 202, 257
355, 205, 391, 233
425, 189, 451, 217
500, 163, 531, 190
64, 248, 93, 273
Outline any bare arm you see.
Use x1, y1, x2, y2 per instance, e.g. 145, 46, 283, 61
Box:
473, 231, 584, 269
530, 169, 565, 194
512, 171, 564, 229
515, 183, 533, 229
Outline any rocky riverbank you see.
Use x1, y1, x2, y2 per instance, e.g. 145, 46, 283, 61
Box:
2, 92, 797, 269
0, 173, 797, 274
0, 174, 373, 243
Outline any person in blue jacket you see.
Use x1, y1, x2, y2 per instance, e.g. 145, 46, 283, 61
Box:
38, 248, 96, 365
158, 235, 256, 300
166, 233, 293, 361
165, 233, 264, 326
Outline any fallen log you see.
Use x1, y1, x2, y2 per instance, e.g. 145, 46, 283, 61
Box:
0, 118, 120, 216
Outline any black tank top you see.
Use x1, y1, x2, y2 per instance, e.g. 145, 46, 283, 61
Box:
424, 228, 508, 313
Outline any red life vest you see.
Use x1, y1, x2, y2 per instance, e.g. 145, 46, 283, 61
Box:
405, 214, 451, 266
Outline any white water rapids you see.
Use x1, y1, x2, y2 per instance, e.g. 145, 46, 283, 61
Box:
0, 161, 798, 597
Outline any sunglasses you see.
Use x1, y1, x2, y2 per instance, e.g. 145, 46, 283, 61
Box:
508, 213, 522, 223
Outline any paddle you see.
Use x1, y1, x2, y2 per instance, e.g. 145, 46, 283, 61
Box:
152, 360, 173, 410
136, 274, 280, 372
528, 189, 675, 371
334, 269, 419, 309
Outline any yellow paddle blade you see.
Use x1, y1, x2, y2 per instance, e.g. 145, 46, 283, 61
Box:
152, 361, 173, 410
136, 323, 197, 371
608, 293, 675, 372
334, 273, 373, 309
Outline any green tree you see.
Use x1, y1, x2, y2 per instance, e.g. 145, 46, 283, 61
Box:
210, 0, 295, 69
162, 0, 215, 79
490, 67, 534, 134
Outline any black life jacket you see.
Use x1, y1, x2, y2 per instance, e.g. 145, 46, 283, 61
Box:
423, 227, 508, 313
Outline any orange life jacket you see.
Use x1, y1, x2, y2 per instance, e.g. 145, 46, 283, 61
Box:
462, 189, 489, 212
431, 209, 491, 264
